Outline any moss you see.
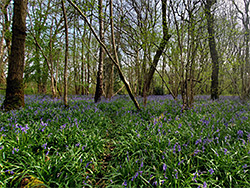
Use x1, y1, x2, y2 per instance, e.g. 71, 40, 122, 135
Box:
20, 176, 47, 188
24, 176, 47, 188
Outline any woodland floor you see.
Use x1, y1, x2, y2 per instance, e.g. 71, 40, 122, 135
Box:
0, 95, 250, 187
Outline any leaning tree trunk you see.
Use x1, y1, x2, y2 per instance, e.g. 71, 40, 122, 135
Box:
205, 0, 219, 100
2, 0, 28, 111
94, 0, 104, 103
143, 0, 171, 106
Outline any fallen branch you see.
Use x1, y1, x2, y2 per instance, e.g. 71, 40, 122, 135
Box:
67, 0, 140, 111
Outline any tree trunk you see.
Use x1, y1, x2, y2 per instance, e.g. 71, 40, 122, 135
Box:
108, 0, 118, 100
81, 36, 85, 95
94, 0, 104, 103
62, 0, 68, 107
0, 32, 5, 85
143, 0, 171, 105
2, 0, 28, 111
205, 0, 219, 100
49, 20, 56, 98
0, 0, 11, 85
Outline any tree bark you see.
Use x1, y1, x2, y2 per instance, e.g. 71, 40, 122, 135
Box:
107, 0, 117, 100
0, 0, 11, 85
2, 0, 28, 111
94, 0, 104, 103
205, 0, 219, 100
49, 20, 56, 98
62, 0, 68, 107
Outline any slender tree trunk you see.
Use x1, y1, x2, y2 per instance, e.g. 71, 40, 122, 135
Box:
3, 0, 11, 57
108, 0, 118, 100
81, 37, 85, 95
62, 0, 68, 107
108, 0, 116, 99
243, 1, 250, 97
94, 0, 104, 103
55, 49, 60, 97
0, 32, 5, 85
2, 0, 28, 111
205, 0, 219, 100
49, 20, 56, 98
0, 0, 11, 85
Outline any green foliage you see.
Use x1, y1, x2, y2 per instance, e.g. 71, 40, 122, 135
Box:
153, 86, 164, 95
0, 95, 250, 187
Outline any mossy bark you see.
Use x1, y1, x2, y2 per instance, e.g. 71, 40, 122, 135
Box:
3, 78, 24, 110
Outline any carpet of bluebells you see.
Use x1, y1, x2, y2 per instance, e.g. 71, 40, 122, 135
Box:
0, 95, 250, 187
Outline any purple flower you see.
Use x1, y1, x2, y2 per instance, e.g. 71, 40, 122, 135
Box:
42, 143, 47, 149
174, 169, 178, 179
178, 160, 184, 165
173, 143, 178, 154
192, 172, 198, 183
12, 148, 19, 154
203, 181, 207, 188
134, 172, 139, 179
194, 149, 200, 156
21, 125, 28, 133
85, 161, 92, 168
140, 161, 143, 168
0, 146, 3, 150
195, 139, 202, 145
238, 130, 243, 137
122, 181, 127, 186
224, 148, 228, 155
163, 163, 167, 171
178, 145, 181, 152
75, 143, 80, 147
209, 168, 214, 175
